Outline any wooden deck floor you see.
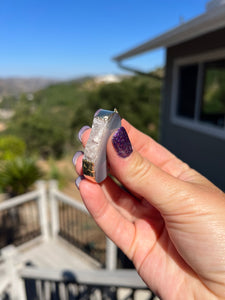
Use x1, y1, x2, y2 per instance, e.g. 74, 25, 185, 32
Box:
0, 237, 101, 299
18, 236, 101, 270
0, 238, 157, 300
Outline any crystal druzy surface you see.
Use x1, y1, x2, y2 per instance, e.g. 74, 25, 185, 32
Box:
82, 109, 121, 183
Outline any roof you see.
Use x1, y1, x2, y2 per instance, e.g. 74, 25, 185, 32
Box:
113, 2, 225, 62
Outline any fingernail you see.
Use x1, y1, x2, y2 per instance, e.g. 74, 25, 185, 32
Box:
112, 127, 133, 158
75, 175, 85, 190
78, 125, 90, 142
72, 151, 84, 166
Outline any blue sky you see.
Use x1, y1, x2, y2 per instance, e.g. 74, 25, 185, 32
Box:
0, 0, 207, 79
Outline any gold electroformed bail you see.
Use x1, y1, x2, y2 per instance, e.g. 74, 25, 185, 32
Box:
82, 159, 95, 179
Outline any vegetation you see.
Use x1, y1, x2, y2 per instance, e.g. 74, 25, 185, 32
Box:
0, 73, 162, 196
72, 76, 161, 141
0, 157, 43, 196
1, 73, 162, 160
203, 68, 225, 114
0, 135, 26, 160
47, 159, 67, 188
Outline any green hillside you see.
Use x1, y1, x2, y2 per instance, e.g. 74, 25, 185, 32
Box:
1, 74, 162, 159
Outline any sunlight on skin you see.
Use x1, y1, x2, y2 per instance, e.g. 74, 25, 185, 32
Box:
74, 119, 225, 299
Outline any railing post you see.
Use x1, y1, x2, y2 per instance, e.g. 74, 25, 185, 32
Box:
106, 238, 117, 270
1, 245, 26, 300
49, 180, 59, 238
36, 180, 49, 241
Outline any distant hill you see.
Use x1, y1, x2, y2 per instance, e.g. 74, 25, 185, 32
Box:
0, 74, 132, 98
0, 77, 60, 97
2, 72, 162, 157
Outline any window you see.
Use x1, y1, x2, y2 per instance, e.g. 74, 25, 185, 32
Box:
172, 50, 225, 138
177, 64, 198, 119
200, 59, 225, 127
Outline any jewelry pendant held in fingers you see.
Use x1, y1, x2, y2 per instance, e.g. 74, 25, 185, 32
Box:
82, 108, 121, 183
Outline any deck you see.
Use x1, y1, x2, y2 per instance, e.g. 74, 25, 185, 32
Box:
0, 182, 158, 299
0, 236, 101, 300
18, 236, 101, 270
1, 237, 155, 300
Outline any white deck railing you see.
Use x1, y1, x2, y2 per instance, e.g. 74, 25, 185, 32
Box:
0, 180, 117, 267
20, 267, 152, 300
49, 180, 118, 270
0, 181, 49, 299
0, 180, 125, 299
49, 180, 88, 239
0, 181, 49, 249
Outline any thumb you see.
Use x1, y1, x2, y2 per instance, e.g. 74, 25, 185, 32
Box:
108, 127, 191, 216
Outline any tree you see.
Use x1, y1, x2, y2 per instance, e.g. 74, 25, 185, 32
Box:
71, 75, 161, 142
0, 135, 26, 160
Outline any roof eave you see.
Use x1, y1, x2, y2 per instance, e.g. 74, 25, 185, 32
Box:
113, 5, 225, 62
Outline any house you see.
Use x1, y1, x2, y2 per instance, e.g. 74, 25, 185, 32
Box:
113, 0, 225, 191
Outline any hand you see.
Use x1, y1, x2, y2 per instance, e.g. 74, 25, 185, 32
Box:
74, 119, 225, 300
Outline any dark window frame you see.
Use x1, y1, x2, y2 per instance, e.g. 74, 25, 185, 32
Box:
171, 49, 225, 140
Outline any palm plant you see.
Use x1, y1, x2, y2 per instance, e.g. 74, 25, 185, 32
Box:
0, 157, 43, 197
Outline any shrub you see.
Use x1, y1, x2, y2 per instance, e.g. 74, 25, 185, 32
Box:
0, 135, 26, 160
0, 157, 43, 197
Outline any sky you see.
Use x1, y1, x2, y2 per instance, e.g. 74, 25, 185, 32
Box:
0, 0, 208, 79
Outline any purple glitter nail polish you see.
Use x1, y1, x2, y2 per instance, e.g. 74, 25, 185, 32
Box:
75, 175, 85, 190
112, 127, 133, 158
72, 151, 84, 166
78, 125, 90, 142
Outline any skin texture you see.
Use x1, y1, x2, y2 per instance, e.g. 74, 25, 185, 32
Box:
74, 119, 225, 300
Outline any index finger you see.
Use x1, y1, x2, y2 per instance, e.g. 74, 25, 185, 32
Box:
122, 119, 188, 178
79, 118, 186, 178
